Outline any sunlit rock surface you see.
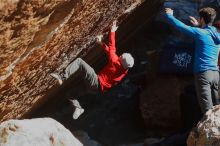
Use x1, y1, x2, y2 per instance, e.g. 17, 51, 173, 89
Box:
0, 0, 146, 121
0, 118, 82, 146
187, 105, 220, 146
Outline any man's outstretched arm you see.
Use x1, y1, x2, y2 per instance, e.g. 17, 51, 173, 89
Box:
164, 8, 199, 37
107, 20, 118, 52
95, 21, 118, 53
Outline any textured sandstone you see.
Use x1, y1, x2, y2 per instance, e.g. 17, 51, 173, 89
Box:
0, 0, 146, 121
187, 105, 220, 146
0, 118, 83, 146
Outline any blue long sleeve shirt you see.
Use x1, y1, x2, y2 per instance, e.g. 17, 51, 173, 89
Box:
165, 13, 220, 73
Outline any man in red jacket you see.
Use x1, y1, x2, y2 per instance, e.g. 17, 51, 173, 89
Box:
51, 21, 134, 119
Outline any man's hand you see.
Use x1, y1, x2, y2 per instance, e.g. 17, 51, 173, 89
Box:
189, 16, 199, 27
165, 8, 173, 15
111, 20, 118, 32
96, 35, 103, 45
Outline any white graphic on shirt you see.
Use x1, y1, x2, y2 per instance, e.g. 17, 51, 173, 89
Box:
173, 52, 191, 68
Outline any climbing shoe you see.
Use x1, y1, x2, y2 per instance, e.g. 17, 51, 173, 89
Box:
69, 99, 84, 120
50, 73, 65, 85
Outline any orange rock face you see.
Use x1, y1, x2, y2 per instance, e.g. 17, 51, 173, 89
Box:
0, 0, 145, 121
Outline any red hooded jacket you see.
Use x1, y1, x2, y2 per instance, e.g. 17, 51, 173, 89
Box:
97, 32, 128, 92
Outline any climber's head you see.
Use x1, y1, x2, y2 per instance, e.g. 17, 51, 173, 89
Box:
119, 53, 134, 69
199, 7, 216, 26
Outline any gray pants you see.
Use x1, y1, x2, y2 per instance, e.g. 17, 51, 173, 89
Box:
64, 58, 100, 93
194, 70, 219, 114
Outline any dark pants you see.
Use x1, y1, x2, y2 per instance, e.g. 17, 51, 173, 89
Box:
194, 70, 219, 114
64, 58, 100, 94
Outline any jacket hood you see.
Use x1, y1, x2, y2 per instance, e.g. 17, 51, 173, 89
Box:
207, 26, 220, 45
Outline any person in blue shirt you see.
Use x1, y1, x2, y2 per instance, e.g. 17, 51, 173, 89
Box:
164, 7, 220, 114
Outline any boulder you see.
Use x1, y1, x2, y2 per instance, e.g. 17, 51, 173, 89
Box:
0, 0, 149, 121
140, 75, 189, 136
187, 105, 220, 146
0, 118, 83, 146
